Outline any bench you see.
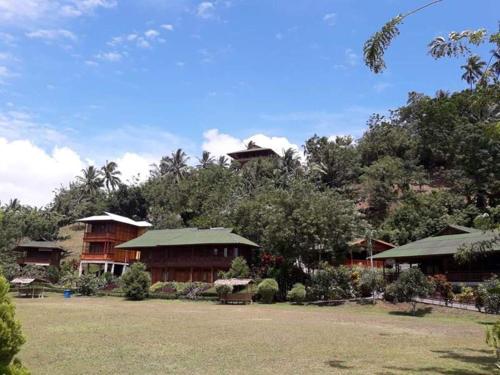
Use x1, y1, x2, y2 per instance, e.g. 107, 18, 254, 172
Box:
220, 292, 254, 304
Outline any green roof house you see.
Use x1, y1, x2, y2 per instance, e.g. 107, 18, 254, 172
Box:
117, 228, 259, 283
373, 224, 500, 283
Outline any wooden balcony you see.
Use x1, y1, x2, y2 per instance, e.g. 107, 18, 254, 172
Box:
83, 232, 116, 242
147, 256, 233, 269
81, 249, 139, 264
17, 257, 51, 265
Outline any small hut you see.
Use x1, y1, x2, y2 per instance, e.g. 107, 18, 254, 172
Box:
214, 278, 255, 304
11, 277, 49, 298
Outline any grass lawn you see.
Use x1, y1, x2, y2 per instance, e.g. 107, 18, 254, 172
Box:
13, 294, 498, 374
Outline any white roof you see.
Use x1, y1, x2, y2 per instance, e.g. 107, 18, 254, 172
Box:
214, 278, 254, 287
78, 212, 152, 228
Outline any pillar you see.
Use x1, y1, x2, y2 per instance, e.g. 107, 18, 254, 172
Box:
111, 263, 115, 274
78, 262, 83, 276
122, 265, 127, 275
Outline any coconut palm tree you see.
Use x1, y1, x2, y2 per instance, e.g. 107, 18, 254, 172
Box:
159, 149, 190, 182
246, 140, 257, 150
101, 160, 122, 192
76, 166, 103, 196
461, 55, 486, 89
197, 151, 215, 168
217, 155, 229, 167
490, 49, 500, 81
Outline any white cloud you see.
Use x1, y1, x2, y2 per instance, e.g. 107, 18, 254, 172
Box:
115, 152, 156, 184
323, 13, 336, 26
0, 0, 116, 25
160, 24, 174, 31
0, 110, 66, 143
26, 28, 76, 41
0, 137, 85, 206
345, 48, 358, 66
197, 2, 215, 19
95, 51, 122, 62
144, 29, 159, 39
202, 129, 300, 158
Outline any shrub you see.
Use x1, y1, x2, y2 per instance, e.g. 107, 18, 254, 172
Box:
486, 320, 500, 367
223, 257, 251, 279
477, 276, 500, 314
59, 273, 78, 290
122, 262, 151, 301
257, 278, 279, 304
287, 283, 306, 304
455, 286, 475, 304
0, 275, 28, 374
390, 268, 434, 315
45, 266, 60, 284
308, 264, 355, 300
150, 282, 166, 293
19, 265, 47, 280
182, 282, 211, 300
430, 274, 454, 305
0, 264, 20, 281
359, 269, 385, 302
215, 284, 233, 299
383, 283, 398, 303
76, 274, 99, 296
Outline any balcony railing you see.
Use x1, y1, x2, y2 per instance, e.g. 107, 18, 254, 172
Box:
17, 257, 51, 265
344, 259, 385, 268
81, 250, 139, 263
83, 232, 116, 242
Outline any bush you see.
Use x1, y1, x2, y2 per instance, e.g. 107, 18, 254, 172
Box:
19, 265, 47, 280
383, 283, 398, 303
122, 262, 151, 301
287, 283, 306, 304
223, 257, 251, 279
477, 276, 500, 314
215, 284, 233, 299
76, 274, 99, 296
429, 274, 454, 305
390, 268, 434, 315
0, 264, 20, 281
308, 264, 356, 300
257, 278, 279, 304
455, 286, 475, 304
45, 266, 60, 284
0, 276, 28, 373
358, 269, 385, 301
182, 282, 211, 300
149, 282, 177, 294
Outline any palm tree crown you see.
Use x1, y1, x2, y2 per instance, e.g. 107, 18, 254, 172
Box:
159, 148, 190, 182
101, 160, 122, 192
197, 151, 215, 168
76, 166, 104, 196
461, 55, 486, 89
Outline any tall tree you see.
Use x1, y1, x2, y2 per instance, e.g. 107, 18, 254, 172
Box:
197, 151, 215, 168
461, 55, 486, 89
158, 149, 190, 182
101, 160, 122, 192
76, 166, 103, 196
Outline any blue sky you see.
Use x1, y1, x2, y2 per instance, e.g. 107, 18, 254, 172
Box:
0, 0, 499, 205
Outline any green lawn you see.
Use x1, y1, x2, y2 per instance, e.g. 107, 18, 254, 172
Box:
13, 294, 498, 374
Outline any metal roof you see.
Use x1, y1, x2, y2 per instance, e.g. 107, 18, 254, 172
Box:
78, 212, 152, 228
373, 230, 499, 260
15, 241, 67, 252
214, 278, 254, 287
116, 227, 259, 249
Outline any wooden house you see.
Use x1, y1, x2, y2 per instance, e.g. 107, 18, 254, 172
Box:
345, 238, 395, 268
116, 227, 259, 283
227, 144, 279, 165
372, 224, 500, 283
14, 241, 68, 268
78, 212, 151, 276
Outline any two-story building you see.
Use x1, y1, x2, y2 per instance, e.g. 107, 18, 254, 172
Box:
78, 212, 151, 276
116, 227, 259, 283
14, 241, 68, 268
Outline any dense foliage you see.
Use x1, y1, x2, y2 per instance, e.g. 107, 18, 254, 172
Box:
122, 263, 151, 301
386, 268, 435, 315
257, 278, 279, 304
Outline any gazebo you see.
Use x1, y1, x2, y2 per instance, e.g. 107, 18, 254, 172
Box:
11, 277, 50, 298
214, 278, 255, 304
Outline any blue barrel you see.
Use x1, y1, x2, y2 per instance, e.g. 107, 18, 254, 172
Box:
63, 289, 72, 298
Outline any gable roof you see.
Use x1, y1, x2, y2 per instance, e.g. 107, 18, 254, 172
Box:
373, 230, 499, 260
435, 224, 480, 236
78, 212, 151, 228
15, 241, 67, 252
227, 145, 279, 160
116, 228, 259, 249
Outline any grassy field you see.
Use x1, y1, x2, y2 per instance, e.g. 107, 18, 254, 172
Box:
14, 294, 498, 374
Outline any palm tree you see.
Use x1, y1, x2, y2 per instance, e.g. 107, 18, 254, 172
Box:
101, 160, 122, 192
197, 151, 215, 168
490, 49, 500, 82
217, 155, 229, 167
159, 148, 190, 182
280, 148, 301, 175
461, 55, 486, 89
246, 140, 257, 150
76, 166, 103, 196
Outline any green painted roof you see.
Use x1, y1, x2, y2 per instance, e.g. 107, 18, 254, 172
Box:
373, 230, 499, 260
116, 228, 259, 249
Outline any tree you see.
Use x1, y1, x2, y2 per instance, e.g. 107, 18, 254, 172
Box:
217, 155, 229, 167
76, 166, 104, 196
101, 161, 122, 192
122, 262, 151, 300
158, 149, 190, 183
390, 268, 434, 315
359, 269, 385, 304
0, 275, 28, 374
223, 257, 251, 279
461, 55, 486, 89
197, 151, 215, 168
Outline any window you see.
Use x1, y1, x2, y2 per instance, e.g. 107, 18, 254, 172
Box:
224, 248, 228, 257
214, 248, 218, 256
234, 247, 239, 257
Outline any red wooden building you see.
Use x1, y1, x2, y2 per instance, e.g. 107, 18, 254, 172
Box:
116, 227, 259, 283
14, 241, 68, 268
345, 238, 395, 268
78, 212, 151, 276
227, 144, 279, 165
